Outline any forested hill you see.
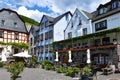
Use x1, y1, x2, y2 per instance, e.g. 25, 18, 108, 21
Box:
19, 15, 39, 26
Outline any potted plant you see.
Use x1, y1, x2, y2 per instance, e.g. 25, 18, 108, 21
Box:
6, 62, 24, 80
0, 62, 4, 68
80, 65, 92, 80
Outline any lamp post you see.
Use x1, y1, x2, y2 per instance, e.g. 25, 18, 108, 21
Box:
68, 50, 72, 62
55, 51, 58, 62
87, 49, 91, 64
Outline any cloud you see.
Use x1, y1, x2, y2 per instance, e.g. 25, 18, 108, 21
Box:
16, 6, 58, 22
0, 0, 111, 22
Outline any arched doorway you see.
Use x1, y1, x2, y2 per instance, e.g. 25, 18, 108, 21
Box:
91, 53, 109, 68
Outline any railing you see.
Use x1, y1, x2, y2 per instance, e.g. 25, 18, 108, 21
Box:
55, 44, 117, 52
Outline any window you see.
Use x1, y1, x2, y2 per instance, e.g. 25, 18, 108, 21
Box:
78, 17, 82, 25
98, 8, 105, 15
102, 37, 110, 45
82, 28, 87, 35
40, 34, 43, 41
49, 30, 53, 39
106, 56, 110, 64
40, 23, 44, 30
71, 22, 73, 28
111, 1, 118, 9
94, 56, 98, 64
68, 32, 72, 39
1, 20, 5, 26
95, 20, 107, 31
94, 39, 101, 46
14, 22, 17, 27
45, 32, 48, 40
15, 33, 18, 40
0, 31, 3, 38
30, 38, 33, 46
45, 21, 48, 28
100, 56, 104, 64
0, 48, 2, 55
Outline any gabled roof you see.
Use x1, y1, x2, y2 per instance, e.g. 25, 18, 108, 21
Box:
92, 0, 120, 21
29, 26, 39, 33
53, 11, 72, 24
44, 15, 54, 22
39, 15, 54, 26
82, 10, 93, 19
0, 8, 28, 33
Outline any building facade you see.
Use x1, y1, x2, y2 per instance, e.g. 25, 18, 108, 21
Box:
37, 12, 72, 62
0, 8, 28, 62
53, 0, 120, 69
29, 26, 39, 56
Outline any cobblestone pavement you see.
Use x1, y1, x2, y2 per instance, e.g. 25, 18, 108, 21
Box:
0, 68, 120, 80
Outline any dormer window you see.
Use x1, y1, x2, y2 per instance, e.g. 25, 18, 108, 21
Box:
14, 22, 17, 27
111, 1, 118, 9
1, 20, 5, 26
98, 8, 105, 15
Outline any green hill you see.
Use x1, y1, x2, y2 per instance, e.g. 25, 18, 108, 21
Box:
19, 15, 39, 26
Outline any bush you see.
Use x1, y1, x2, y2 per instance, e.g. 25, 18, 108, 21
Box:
56, 66, 65, 73
6, 62, 24, 80
65, 67, 80, 77
65, 67, 73, 76
40, 60, 51, 69
73, 67, 80, 73
45, 64, 54, 70
0, 62, 4, 67
81, 65, 92, 77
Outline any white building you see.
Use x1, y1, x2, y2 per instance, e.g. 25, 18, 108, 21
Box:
64, 8, 92, 39
37, 12, 72, 62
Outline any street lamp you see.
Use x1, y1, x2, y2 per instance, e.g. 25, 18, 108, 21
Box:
68, 50, 72, 62
55, 51, 58, 62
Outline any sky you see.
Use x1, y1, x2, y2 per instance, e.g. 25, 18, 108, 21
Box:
0, 0, 110, 22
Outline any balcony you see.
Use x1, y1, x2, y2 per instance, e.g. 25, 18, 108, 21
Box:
55, 44, 116, 52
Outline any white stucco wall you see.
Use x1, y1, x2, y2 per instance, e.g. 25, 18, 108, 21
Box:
93, 13, 120, 33
65, 9, 92, 39
54, 13, 71, 41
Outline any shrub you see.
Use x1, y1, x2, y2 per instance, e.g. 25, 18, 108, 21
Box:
56, 66, 65, 73
40, 60, 51, 69
65, 67, 73, 76
65, 67, 80, 77
81, 65, 92, 77
0, 62, 4, 67
45, 64, 54, 70
73, 67, 80, 73
6, 62, 24, 80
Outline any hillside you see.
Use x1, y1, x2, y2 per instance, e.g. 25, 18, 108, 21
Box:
19, 15, 39, 26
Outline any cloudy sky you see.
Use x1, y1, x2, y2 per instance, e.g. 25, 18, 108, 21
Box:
0, 0, 110, 22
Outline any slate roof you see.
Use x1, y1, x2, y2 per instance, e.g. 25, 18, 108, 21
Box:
0, 8, 28, 33
92, 0, 120, 21
53, 11, 72, 24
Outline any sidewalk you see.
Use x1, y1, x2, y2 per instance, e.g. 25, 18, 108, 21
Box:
0, 68, 120, 80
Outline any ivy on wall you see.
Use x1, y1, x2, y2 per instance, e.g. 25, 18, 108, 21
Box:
53, 27, 120, 47
0, 42, 29, 49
